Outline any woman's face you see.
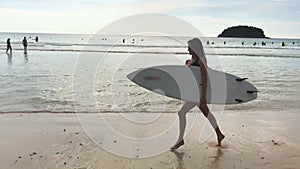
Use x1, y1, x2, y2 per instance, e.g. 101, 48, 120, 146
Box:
188, 47, 197, 59
188, 47, 193, 55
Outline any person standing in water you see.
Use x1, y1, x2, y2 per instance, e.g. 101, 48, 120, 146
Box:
22, 37, 28, 54
35, 36, 39, 43
171, 38, 225, 150
6, 38, 12, 55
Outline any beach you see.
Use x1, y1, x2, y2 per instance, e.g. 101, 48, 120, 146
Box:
0, 33, 300, 168
1, 110, 300, 169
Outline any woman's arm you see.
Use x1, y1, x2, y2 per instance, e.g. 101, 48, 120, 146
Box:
199, 57, 208, 105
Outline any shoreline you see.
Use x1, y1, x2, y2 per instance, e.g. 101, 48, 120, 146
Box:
0, 107, 298, 114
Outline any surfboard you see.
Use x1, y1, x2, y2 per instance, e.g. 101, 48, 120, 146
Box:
127, 65, 258, 104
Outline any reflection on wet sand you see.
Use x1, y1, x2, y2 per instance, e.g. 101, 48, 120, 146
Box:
171, 147, 224, 169
7, 54, 12, 65
211, 148, 224, 168
171, 150, 185, 169
24, 54, 28, 63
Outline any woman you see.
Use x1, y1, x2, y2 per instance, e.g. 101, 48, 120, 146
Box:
171, 38, 225, 150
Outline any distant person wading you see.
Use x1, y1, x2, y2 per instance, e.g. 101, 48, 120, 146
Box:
35, 36, 39, 43
22, 37, 28, 54
6, 38, 12, 55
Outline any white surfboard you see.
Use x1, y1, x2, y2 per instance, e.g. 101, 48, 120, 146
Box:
127, 65, 257, 104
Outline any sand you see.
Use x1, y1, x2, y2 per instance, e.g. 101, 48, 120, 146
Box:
0, 110, 299, 169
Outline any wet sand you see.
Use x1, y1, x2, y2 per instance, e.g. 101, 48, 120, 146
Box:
0, 110, 299, 169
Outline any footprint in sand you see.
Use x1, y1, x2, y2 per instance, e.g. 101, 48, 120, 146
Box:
207, 142, 228, 149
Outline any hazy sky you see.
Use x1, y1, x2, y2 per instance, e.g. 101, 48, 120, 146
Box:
0, 0, 299, 38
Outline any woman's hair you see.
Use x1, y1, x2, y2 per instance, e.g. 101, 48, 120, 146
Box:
188, 38, 205, 59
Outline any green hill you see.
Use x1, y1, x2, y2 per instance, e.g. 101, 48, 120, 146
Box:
218, 25, 267, 38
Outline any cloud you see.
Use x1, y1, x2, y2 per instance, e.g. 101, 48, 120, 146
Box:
134, 0, 226, 13
254, 20, 300, 38
0, 0, 299, 38
272, 0, 288, 2
178, 15, 238, 37
0, 1, 138, 33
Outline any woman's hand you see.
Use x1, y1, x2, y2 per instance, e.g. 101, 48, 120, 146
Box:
185, 59, 192, 67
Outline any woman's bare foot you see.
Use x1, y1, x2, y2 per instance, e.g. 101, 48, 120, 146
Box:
217, 134, 225, 146
171, 140, 185, 150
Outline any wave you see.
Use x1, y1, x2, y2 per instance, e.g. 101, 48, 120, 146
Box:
1, 41, 300, 49
0, 47, 189, 54
211, 46, 300, 50
1, 105, 297, 114
1, 47, 299, 59
212, 53, 300, 59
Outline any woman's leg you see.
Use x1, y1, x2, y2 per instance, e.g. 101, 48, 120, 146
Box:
199, 104, 225, 146
171, 102, 197, 149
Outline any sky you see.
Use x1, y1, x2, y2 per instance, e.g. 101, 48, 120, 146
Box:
0, 0, 299, 38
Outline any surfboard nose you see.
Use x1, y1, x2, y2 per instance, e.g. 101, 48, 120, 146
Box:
127, 70, 140, 81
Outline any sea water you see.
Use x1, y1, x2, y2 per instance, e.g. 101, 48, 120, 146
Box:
0, 32, 299, 113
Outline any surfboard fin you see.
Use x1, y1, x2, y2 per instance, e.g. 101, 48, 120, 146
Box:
235, 99, 243, 103
236, 78, 248, 82
247, 90, 259, 94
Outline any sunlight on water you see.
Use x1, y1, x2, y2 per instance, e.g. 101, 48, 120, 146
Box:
0, 33, 299, 113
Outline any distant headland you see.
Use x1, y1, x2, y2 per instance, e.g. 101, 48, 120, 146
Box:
218, 25, 268, 38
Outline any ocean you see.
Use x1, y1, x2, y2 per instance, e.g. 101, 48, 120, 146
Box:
0, 32, 299, 113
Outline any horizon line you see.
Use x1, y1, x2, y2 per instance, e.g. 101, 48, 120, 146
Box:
1, 31, 300, 40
